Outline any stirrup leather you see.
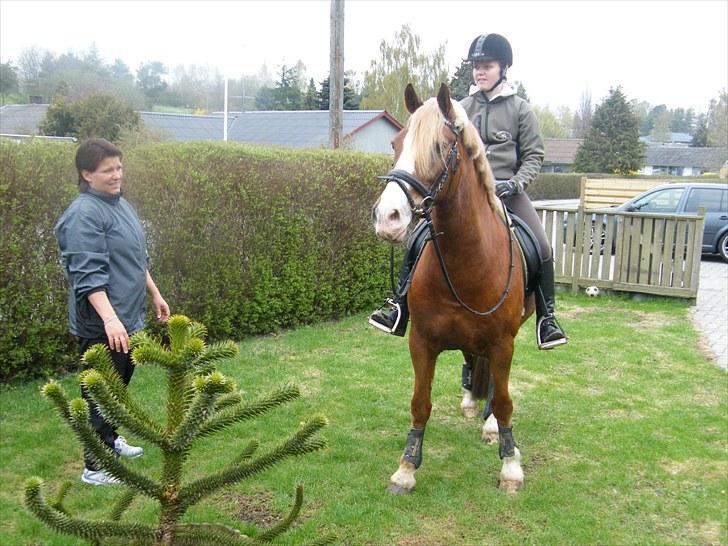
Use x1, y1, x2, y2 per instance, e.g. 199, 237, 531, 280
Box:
368, 299, 402, 334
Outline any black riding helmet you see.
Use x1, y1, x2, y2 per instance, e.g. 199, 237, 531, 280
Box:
467, 34, 513, 94
467, 33, 513, 67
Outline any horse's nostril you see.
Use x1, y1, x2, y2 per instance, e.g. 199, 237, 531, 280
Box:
389, 210, 400, 223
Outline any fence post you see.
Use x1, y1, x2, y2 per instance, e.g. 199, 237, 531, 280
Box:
572, 202, 585, 294
688, 207, 705, 302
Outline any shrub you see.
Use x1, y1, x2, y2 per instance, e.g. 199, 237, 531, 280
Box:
0, 139, 78, 381
0, 139, 396, 381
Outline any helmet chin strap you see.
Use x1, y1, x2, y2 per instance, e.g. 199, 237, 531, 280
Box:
478, 65, 508, 96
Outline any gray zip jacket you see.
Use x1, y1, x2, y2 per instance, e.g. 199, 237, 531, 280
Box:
460, 83, 544, 190
55, 188, 148, 339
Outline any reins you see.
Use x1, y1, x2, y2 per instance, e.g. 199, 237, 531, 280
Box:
380, 118, 516, 317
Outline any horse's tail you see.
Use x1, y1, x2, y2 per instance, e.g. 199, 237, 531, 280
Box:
470, 355, 490, 400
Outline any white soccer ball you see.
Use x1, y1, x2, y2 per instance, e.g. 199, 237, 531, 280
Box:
585, 286, 600, 297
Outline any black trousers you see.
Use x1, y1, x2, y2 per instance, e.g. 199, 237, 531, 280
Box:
78, 337, 135, 470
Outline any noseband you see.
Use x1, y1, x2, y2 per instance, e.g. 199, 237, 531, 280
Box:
378, 119, 461, 217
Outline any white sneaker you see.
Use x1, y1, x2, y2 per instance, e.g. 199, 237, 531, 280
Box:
114, 436, 144, 458
81, 468, 121, 486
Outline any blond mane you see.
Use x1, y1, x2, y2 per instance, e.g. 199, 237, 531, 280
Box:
407, 97, 499, 214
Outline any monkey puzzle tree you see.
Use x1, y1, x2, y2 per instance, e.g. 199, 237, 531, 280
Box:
24, 315, 332, 546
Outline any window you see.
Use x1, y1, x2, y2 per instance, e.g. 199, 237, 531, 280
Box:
684, 187, 727, 213
633, 187, 685, 213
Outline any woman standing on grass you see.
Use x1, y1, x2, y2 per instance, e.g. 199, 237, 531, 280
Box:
55, 138, 170, 486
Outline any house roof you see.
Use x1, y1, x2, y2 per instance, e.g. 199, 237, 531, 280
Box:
0, 104, 49, 135
139, 112, 233, 141
641, 132, 693, 145
225, 110, 401, 148
644, 146, 727, 170
543, 138, 583, 164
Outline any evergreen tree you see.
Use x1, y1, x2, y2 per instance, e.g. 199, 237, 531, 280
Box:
0, 61, 19, 104
25, 315, 332, 546
573, 86, 644, 174
448, 60, 471, 101
514, 81, 529, 103
137, 61, 168, 104
317, 74, 361, 110
692, 113, 709, 147
303, 77, 318, 110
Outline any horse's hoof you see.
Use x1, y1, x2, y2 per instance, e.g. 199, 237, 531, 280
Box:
388, 483, 414, 495
481, 431, 498, 444
462, 406, 478, 418
499, 479, 524, 494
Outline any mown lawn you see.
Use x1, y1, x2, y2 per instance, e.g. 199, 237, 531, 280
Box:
1, 294, 726, 545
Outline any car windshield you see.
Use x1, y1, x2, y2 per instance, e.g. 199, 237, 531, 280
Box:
632, 187, 685, 212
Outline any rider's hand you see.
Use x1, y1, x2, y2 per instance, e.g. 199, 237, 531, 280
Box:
495, 180, 522, 199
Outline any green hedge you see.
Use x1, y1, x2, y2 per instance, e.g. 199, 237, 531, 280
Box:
1, 140, 396, 381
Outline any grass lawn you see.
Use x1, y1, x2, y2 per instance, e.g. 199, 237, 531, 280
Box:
1, 294, 726, 545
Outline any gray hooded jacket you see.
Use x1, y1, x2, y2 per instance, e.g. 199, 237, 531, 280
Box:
460, 83, 544, 190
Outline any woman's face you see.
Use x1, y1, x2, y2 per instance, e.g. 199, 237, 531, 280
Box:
472, 60, 502, 92
82, 156, 123, 195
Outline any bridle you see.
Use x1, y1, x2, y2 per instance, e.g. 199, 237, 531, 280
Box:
379, 118, 462, 218
379, 117, 516, 317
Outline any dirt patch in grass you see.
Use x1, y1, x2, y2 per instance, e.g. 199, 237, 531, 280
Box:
396, 514, 466, 546
232, 490, 281, 527
627, 310, 679, 330
660, 458, 728, 480
696, 519, 724, 545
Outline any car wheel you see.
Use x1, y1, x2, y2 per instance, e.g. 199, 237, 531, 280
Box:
719, 232, 728, 263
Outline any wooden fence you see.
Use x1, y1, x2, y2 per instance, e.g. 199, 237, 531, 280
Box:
536, 204, 705, 300
580, 177, 672, 209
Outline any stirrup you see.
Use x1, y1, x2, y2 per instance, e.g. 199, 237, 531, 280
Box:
536, 315, 567, 350
368, 299, 402, 334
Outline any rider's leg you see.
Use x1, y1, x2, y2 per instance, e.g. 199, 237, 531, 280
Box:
504, 193, 567, 350
369, 221, 429, 336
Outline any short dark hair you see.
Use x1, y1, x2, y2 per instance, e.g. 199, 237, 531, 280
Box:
75, 138, 123, 191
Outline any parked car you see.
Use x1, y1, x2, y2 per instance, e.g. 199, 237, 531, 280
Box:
564, 182, 728, 262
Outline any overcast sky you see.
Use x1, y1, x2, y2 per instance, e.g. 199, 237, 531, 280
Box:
1, 0, 726, 113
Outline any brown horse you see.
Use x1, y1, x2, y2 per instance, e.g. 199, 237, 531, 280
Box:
372, 83, 535, 494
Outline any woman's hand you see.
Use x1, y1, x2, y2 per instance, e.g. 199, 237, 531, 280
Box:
104, 317, 130, 354
152, 294, 170, 323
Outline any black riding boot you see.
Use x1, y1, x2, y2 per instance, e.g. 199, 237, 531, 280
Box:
535, 258, 567, 350
369, 222, 429, 336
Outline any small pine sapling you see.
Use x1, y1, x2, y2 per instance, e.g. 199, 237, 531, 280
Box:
24, 315, 333, 545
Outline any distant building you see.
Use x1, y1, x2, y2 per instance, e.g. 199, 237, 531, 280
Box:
0, 104, 402, 154
0, 104, 49, 136
139, 110, 402, 154
541, 138, 584, 173
640, 132, 693, 147
640, 146, 727, 176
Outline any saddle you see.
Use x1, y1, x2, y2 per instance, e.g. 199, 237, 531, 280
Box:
506, 211, 542, 295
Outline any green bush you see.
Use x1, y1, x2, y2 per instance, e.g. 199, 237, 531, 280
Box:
1, 140, 396, 381
0, 139, 79, 381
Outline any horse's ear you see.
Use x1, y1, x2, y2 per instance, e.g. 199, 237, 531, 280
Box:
404, 84, 423, 114
437, 83, 453, 120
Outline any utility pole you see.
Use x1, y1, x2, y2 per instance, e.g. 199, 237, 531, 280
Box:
329, 0, 344, 149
